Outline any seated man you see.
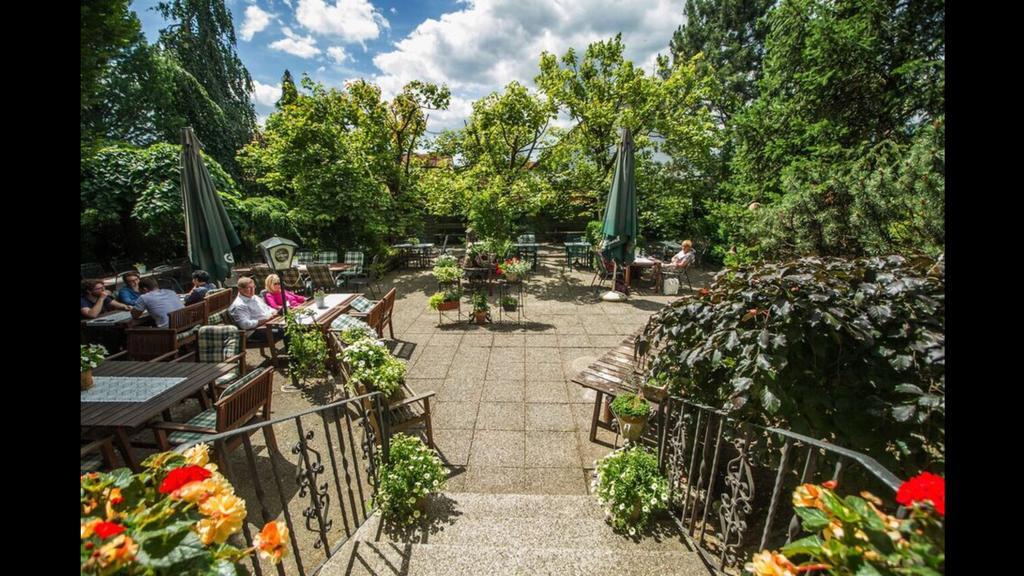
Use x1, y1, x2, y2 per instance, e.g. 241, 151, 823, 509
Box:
183, 269, 218, 305
228, 276, 286, 346
132, 277, 185, 328
81, 279, 133, 319
116, 271, 142, 306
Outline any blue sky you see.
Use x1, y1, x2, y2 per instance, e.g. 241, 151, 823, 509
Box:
132, 0, 686, 132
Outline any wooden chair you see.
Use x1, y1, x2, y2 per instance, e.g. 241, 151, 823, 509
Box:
81, 435, 120, 473
280, 268, 304, 295
204, 288, 234, 325
167, 301, 207, 350
306, 264, 341, 293
150, 367, 277, 469
173, 325, 247, 396
347, 289, 396, 339
250, 265, 272, 290
106, 328, 179, 362
333, 334, 435, 449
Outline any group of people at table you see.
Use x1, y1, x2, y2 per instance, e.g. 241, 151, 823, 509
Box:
80, 270, 310, 345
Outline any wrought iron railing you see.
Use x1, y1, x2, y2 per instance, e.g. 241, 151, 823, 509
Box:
181, 391, 390, 576
657, 396, 902, 574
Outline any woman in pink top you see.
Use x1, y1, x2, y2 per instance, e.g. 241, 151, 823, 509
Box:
263, 274, 307, 310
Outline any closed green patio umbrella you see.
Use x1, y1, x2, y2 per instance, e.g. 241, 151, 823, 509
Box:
181, 126, 241, 284
599, 128, 638, 294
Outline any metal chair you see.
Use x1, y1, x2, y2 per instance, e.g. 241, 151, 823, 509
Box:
316, 250, 338, 264
590, 250, 626, 295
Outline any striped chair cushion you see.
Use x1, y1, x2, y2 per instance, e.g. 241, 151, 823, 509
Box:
296, 251, 315, 264
316, 251, 338, 264
348, 295, 377, 313
167, 409, 217, 444
197, 325, 242, 362
306, 265, 339, 289
340, 251, 364, 275
329, 314, 375, 334
176, 326, 201, 342
219, 368, 265, 398
518, 234, 536, 243
207, 311, 229, 325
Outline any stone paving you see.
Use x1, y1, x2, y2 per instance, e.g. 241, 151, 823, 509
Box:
265, 245, 715, 495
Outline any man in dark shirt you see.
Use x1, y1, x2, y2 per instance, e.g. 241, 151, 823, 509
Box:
184, 269, 219, 305
80, 279, 133, 319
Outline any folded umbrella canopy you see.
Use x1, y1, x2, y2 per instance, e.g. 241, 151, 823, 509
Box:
181, 126, 241, 284
599, 128, 638, 295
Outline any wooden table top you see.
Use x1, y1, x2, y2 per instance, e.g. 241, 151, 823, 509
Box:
81, 361, 235, 429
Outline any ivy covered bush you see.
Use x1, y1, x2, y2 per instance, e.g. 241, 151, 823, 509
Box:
374, 434, 447, 524
639, 255, 944, 476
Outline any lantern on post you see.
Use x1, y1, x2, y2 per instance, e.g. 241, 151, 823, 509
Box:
257, 236, 299, 316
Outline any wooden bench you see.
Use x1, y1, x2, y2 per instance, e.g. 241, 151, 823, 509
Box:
570, 332, 666, 447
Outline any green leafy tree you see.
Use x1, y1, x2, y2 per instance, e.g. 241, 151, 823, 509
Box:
721, 0, 945, 260
81, 0, 141, 124
157, 0, 258, 176
278, 69, 298, 108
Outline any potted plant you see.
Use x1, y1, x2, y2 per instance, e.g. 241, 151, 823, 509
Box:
341, 338, 406, 398
500, 295, 518, 312
497, 257, 529, 283
610, 393, 650, 442
81, 444, 289, 574
429, 289, 461, 312
466, 242, 491, 268
593, 445, 669, 534
641, 371, 673, 403
433, 262, 462, 286
81, 344, 107, 390
282, 309, 328, 387
313, 289, 327, 309
471, 291, 489, 324
373, 433, 447, 525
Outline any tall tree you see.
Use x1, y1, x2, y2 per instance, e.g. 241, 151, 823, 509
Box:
722, 0, 945, 259
277, 69, 298, 109
81, 0, 142, 141
157, 0, 257, 176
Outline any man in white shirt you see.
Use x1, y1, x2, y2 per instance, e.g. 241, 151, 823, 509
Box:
228, 276, 285, 346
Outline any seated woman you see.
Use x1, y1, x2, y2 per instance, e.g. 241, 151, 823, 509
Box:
81, 279, 133, 319
263, 274, 306, 310
665, 239, 696, 271
116, 271, 142, 306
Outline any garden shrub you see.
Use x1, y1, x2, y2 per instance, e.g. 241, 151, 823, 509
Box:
639, 255, 944, 476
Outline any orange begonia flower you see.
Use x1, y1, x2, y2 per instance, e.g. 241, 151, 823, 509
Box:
254, 521, 290, 564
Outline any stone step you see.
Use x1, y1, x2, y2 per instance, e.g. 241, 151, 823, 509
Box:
413, 492, 607, 521
319, 541, 710, 576
354, 512, 687, 552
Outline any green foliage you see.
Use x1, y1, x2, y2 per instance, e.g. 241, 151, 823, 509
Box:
373, 434, 447, 524
282, 309, 328, 384
81, 0, 141, 120
500, 296, 518, 309
640, 255, 944, 476
278, 70, 298, 108
338, 326, 375, 345
610, 393, 650, 419
720, 0, 945, 260
427, 290, 461, 310
432, 262, 462, 285
80, 142, 243, 264
585, 220, 604, 247
593, 446, 669, 533
750, 481, 944, 575
471, 292, 489, 312
81, 344, 108, 373
342, 338, 406, 398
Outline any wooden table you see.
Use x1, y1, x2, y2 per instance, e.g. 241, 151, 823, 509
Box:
570, 333, 666, 447
625, 257, 661, 291
81, 361, 237, 471
233, 263, 353, 275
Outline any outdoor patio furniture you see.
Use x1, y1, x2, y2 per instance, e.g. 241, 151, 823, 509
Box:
80, 435, 120, 473
564, 238, 591, 270
249, 264, 271, 289
335, 335, 435, 449
316, 250, 338, 264
280, 267, 304, 294
106, 328, 179, 362
167, 300, 208, 349
306, 263, 343, 293
338, 251, 366, 289
347, 289, 396, 339
204, 288, 233, 325
295, 250, 315, 265
516, 233, 539, 269
172, 325, 246, 395
81, 360, 238, 471
590, 249, 626, 295
150, 367, 277, 469
463, 266, 494, 296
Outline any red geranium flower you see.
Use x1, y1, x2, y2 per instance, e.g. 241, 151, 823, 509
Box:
896, 472, 944, 516
159, 465, 213, 494
93, 521, 126, 540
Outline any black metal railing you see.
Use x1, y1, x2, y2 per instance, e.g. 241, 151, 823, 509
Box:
657, 396, 902, 574
182, 391, 390, 576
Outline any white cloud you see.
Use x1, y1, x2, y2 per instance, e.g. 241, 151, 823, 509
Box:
240, 6, 273, 41
296, 0, 390, 46
327, 46, 350, 64
389, 7, 396, 13
269, 27, 321, 58
317, 66, 327, 73
369, 0, 684, 133
252, 79, 283, 107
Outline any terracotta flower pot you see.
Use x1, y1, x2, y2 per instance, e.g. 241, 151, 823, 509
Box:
473, 311, 488, 325
642, 383, 668, 403
437, 300, 460, 311
81, 370, 94, 391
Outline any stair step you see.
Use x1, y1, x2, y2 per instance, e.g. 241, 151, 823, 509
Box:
355, 512, 686, 552
414, 492, 606, 521
319, 542, 710, 576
